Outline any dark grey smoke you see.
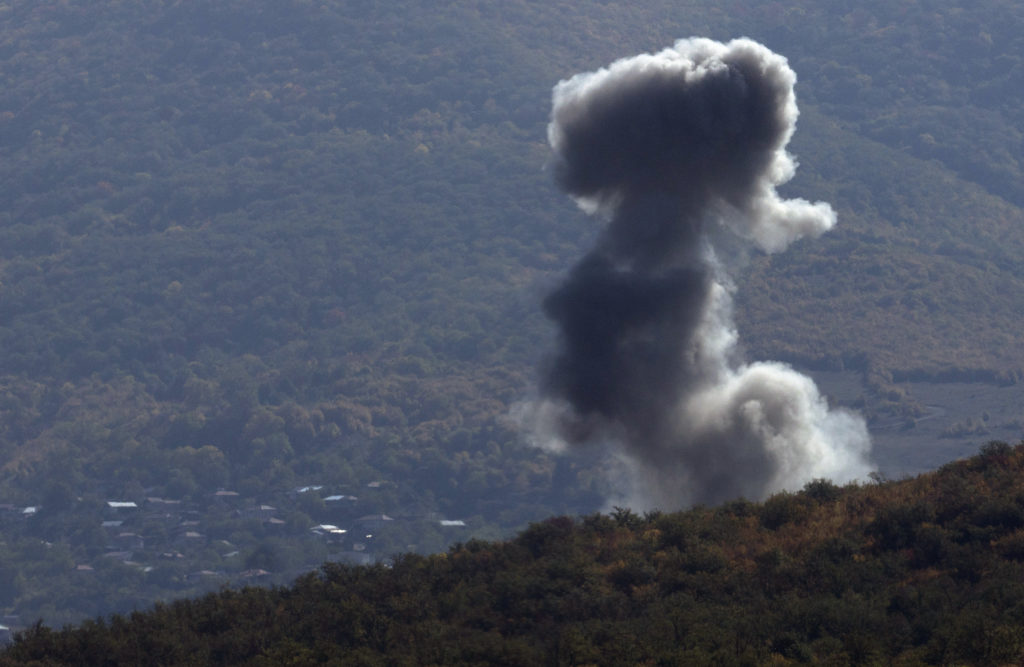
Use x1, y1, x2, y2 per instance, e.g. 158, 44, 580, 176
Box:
517, 38, 872, 510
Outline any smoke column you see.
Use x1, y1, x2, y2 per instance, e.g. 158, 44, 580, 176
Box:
518, 38, 873, 510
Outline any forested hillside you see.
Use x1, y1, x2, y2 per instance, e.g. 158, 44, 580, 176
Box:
6, 442, 1024, 665
0, 0, 1022, 624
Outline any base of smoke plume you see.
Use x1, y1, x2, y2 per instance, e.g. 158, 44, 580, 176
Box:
516, 274, 873, 510
514, 359, 873, 512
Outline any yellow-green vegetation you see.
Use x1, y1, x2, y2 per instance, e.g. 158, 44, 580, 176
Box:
6, 442, 1024, 665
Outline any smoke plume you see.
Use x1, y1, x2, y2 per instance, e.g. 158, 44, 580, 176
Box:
518, 38, 873, 510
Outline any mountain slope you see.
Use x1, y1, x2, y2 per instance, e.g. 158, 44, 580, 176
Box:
0, 0, 1023, 625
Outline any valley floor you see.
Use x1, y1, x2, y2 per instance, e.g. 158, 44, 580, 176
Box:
809, 370, 1024, 478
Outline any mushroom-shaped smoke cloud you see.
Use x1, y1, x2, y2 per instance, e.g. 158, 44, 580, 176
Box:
517, 38, 873, 510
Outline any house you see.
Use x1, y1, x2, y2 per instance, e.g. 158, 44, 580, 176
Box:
143, 498, 183, 519
174, 521, 201, 539
175, 531, 205, 548
104, 502, 137, 520
186, 570, 222, 582
145, 497, 182, 507
212, 490, 242, 506
106, 501, 138, 511
113, 532, 145, 551
311, 524, 347, 543
159, 551, 185, 560
239, 504, 277, 521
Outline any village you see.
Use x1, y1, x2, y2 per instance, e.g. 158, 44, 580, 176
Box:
0, 480, 470, 636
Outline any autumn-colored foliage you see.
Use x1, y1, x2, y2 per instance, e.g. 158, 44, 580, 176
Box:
6, 443, 1024, 665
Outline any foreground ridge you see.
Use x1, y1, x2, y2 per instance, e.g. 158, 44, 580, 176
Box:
5, 442, 1024, 665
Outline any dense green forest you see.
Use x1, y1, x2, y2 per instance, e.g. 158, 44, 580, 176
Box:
6, 442, 1024, 665
0, 0, 1023, 625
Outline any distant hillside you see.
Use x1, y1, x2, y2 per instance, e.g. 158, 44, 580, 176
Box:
0, 0, 1023, 625
6, 442, 1024, 665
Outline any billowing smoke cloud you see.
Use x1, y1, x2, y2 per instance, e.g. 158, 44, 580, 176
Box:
517, 38, 873, 510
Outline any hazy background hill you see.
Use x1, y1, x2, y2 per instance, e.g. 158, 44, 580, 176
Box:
0, 0, 1022, 624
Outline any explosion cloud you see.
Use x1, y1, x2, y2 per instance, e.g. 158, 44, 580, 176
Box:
519, 38, 873, 510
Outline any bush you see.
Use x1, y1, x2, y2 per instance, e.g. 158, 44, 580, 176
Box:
802, 478, 842, 503
760, 492, 808, 529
